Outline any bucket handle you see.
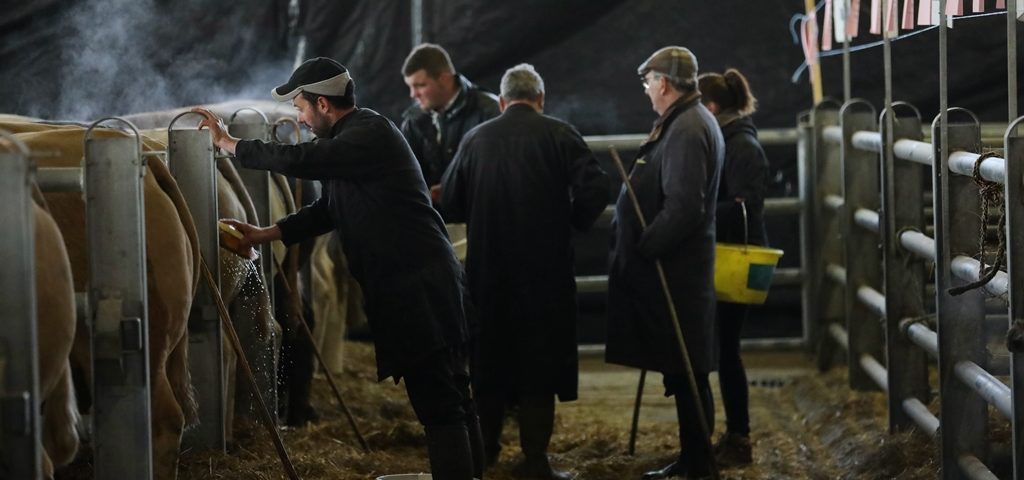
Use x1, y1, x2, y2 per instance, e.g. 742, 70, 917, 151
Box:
740, 200, 749, 252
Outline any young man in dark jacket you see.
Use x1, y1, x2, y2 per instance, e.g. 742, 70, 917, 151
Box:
605, 47, 725, 480
400, 43, 499, 204
441, 63, 609, 479
193, 57, 482, 480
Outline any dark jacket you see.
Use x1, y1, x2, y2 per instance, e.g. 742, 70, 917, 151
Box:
235, 108, 470, 381
401, 74, 500, 186
440, 104, 609, 401
716, 115, 768, 246
605, 94, 725, 375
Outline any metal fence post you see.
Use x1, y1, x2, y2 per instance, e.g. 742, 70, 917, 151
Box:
227, 108, 278, 424
811, 101, 845, 369
798, 111, 816, 349
932, 109, 986, 480
169, 114, 225, 451
880, 104, 930, 431
1003, 117, 1024, 479
0, 132, 41, 479
85, 120, 153, 479
839, 99, 883, 391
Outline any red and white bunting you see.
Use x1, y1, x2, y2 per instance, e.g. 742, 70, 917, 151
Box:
944, 0, 963, 16
847, 0, 861, 38
823, 0, 834, 50
870, 0, 883, 33
902, 0, 917, 29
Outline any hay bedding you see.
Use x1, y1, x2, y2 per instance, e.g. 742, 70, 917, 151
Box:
60, 344, 943, 479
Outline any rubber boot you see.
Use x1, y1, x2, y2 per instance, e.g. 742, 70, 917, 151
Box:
425, 424, 475, 480
518, 395, 572, 480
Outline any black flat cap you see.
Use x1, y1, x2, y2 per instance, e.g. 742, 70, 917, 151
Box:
272, 57, 353, 101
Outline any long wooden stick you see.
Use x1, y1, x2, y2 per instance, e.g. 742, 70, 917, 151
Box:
271, 254, 370, 452
628, 368, 646, 455
609, 147, 718, 479
198, 255, 300, 480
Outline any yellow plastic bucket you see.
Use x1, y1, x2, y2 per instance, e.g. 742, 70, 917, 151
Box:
714, 242, 784, 305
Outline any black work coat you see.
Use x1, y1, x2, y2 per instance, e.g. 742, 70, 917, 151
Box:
605, 95, 725, 375
716, 115, 768, 246
236, 107, 470, 381
440, 104, 609, 401
401, 74, 500, 186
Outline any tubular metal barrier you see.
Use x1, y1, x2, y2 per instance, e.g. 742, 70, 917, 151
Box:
808, 97, 1024, 479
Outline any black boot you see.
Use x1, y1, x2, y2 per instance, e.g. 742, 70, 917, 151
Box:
518, 395, 573, 480
425, 424, 475, 480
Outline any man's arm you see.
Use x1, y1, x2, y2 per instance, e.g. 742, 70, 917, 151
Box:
275, 196, 335, 246
438, 138, 472, 222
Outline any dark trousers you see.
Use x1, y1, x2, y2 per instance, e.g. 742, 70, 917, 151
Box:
717, 301, 750, 435
276, 285, 316, 425
403, 347, 483, 480
663, 372, 714, 476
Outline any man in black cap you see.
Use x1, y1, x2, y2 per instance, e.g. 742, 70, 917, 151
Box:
605, 46, 724, 480
192, 57, 483, 480
400, 43, 499, 206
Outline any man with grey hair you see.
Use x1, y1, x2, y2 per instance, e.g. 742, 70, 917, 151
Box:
441, 63, 609, 479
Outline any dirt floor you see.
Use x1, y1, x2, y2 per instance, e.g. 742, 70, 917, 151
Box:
168, 341, 942, 480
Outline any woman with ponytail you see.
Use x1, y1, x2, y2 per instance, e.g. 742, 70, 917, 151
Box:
697, 68, 769, 468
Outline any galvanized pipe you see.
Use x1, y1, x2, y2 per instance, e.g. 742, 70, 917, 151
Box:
853, 208, 879, 233
829, 323, 850, 350
898, 230, 936, 261
950, 255, 1009, 299
955, 360, 1012, 420
958, 455, 999, 480
36, 167, 83, 193
893, 138, 935, 165
823, 125, 843, 144
574, 267, 804, 295
764, 197, 803, 215
902, 397, 940, 436
826, 264, 847, 286
903, 321, 939, 360
860, 353, 889, 392
851, 130, 882, 153
824, 194, 845, 212
948, 151, 1006, 184
856, 286, 886, 317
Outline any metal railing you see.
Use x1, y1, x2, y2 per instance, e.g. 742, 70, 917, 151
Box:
807, 97, 1024, 479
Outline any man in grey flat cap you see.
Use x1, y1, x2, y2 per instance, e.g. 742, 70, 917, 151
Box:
605, 46, 725, 480
192, 57, 484, 480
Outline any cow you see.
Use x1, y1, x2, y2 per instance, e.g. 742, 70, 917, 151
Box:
3, 120, 201, 480
31, 188, 81, 479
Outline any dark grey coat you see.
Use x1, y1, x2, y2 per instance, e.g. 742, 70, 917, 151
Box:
605, 95, 725, 375
440, 104, 609, 401
236, 108, 470, 382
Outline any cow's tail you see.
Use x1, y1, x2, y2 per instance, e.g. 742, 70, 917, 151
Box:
41, 362, 80, 467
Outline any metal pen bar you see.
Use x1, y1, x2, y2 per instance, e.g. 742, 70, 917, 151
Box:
893, 138, 936, 165
853, 208, 879, 233
904, 322, 939, 359
36, 167, 83, 193
958, 455, 1000, 480
955, 360, 1012, 420
824, 194, 845, 212
950, 256, 1009, 299
857, 286, 886, 317
948, 151, 1006, 183
902, 397, 940, 436
764, 197, 803, 215
898, 230, 937, 261
0, 137, 41, 479
823, 125, 843, 144
829, 323, 850, 350
860, 354, 889, 392
851, 130, 882, 153
826, 264, 847, 286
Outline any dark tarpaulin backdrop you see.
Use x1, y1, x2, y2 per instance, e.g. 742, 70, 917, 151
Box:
3, 0, 1022, 340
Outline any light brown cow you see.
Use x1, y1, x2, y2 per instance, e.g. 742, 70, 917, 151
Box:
4, 121, 200, 480
31, 190, 80, 479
